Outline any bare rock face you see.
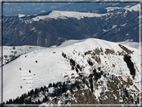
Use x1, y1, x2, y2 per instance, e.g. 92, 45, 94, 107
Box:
59, 46, 140, 105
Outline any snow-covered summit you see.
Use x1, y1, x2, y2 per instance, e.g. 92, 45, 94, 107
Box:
18, 14, 25, 18
124, 4, 140, 12
32, 10, 108, 21
105, 7, 121, 12
106, 4, 140, 12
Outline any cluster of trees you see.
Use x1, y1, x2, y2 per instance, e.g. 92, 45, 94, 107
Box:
89, 77, 93, 92
88, 68, 103, 82
51, 82, 68, 97
3, 46, 20, 65
62, 52, 83, 74
61, 51, 112, 103
61, 51, 105, 94
4, 86, 49, 104
62, 52, 67, 58
87, 59, 93, 66
69, 58, 83, 74
122, 88, 136, 104
4, 80, 74, 105
124, 55, 136, 79
70, 59, 76, 68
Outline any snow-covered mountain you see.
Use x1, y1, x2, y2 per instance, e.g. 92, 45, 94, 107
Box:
105, 4, 140, 12
2, 38, 140, 105
32, 4, 140, 21
1, 46, 45, 66
32, 10, 109, 21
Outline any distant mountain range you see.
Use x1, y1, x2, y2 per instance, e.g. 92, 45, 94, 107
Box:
3, 3, 139, 47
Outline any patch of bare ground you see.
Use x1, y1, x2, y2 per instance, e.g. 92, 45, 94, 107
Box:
43, 18, 51, 21
117, 76, 140, 104
103, 76, 120, 104
64, 75, 69, 78
84, 48, 103, 64
105, 49, 115, 55
85, 50, 92, 55
93, 48, 103, 55
85, 48, 103, 56
117, 50, 126, 56
71, 73, 74, 75
70, 75, 139, 105
127, 76, 133, 86
118, 44, 134, 55
84, 46, 133, 56
112, 64, 115, 67
71, 88, 99, 105
118, 76, 134, 88
71, 76, 75, 79
100, 75, 139, 104
92, 56, 101, 65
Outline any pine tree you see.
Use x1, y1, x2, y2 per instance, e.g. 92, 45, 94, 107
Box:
35, 88, 39, 95
53, 82, 56, 87
70, 59, 75, 67
8, 99, 13, 104
46, 88, 49, 92
76, 67, 78, 73
43, 86, 46, 90
56, 89, 62, 96
40, 86, 44, 91
62, 82, 67, 93
89, 78, 93, 92
48, 83, 52, 87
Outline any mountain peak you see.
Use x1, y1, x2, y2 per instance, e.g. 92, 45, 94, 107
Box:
18, 14, 25, 18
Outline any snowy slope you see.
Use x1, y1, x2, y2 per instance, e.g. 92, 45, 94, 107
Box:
117, 40, 140, 49
124, 4, 140, 12
18, 14, 25, 18
1, 46, 45, 66
105, 7, 121, 12
3, 38, 140, 102
32, 10, 108, 21
105, 4, 140, 12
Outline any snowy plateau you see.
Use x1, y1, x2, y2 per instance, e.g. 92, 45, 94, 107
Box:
1, 38, 141, 105
32, 10, 108, 21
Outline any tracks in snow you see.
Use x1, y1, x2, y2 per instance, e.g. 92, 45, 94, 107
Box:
19, 69, 47, 91
19, 70, 34, 90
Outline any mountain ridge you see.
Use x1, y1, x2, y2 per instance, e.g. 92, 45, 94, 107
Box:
3, 8, 139, 47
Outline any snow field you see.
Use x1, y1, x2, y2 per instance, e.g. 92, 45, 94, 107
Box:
32, 10, 108, 21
